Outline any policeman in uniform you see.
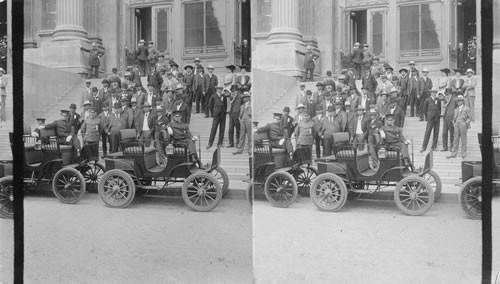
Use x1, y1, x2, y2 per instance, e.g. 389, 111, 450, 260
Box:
167, 110, 199, 163
40, 110, 81, 154
256, 113, 293, 154
80, 107, 101, 159
380, 113, 413, 170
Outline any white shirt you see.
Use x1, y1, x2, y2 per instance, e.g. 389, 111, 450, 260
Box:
147, 92, 153, 104
103, 111, 108, 117
356, 116, 364, 135
240, 75, 246, 85
361, 96, 367, 108
142, 112, 150, 131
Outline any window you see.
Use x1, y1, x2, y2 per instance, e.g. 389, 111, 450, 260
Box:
256, 0, 272, 33
184, 0, 226, 54
41, 0, 56, 30
400, 3, 441, 57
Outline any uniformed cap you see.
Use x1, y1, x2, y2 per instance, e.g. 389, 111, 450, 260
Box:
242, 92, 251, 98
252, 121, 259, 126
60, 110, 70, 114
456, 95, 465, 101
184, 65, 194, 70
273, 113, 283, 118
102, 79, 109, 84
409, 60, 416, 65
35, 118, 46, 122
296, 104, 305, 109
172, 110, 183, 116
142, 102, 152, 108
283, 106, 291, 112
69, 103, 77, 109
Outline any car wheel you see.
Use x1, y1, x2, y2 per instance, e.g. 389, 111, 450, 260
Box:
52, 167, 86, 204
394, 176, 434, 216
459, 177, 482, 219
98, 169, 136, 208
182, 172, 222, 212
309, 173, 348, 211
264, 171, 298, 208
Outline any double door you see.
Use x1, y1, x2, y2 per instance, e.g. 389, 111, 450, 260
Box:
346, 8, 387, 61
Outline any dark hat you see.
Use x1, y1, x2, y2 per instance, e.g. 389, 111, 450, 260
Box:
399, 68, 408, 74
170, 61, 179, 68
69, 103, 77, 109
148, 41, 154, 44
184, 65, 194, 70
158, 53, 165, 58
283, 106, 291, 112
326, 70, 332, 75
225, 65, 236, 71
91, 86, 98, 92
316, 82, 324, 87
315, 105, 323, 111
172, 110, 183, 116
411, 69, 419, 74
112, 67, 118, 72
252, 121, 259, 126
102, 79, 109, 84
440, 68, 451, 75
385, 113, 395, 119
196, 66, 204, 71
60, 110, 70, 114
239, 65, 249, 71
273, 113, 283, 118
327, 105, 335, 112
381, 75, 388, 79
363, 43, 369, 47
142, 102, 152, 108
35, 117, 46, 122
384, 63, 393, 71
242, 92, 251, 98
306, 90, 312, 95
147, 82, 155, 87
334, 100, 343, 105
121, 97, 129, 102
454, 68, 463, 73
101, 103, 109, 108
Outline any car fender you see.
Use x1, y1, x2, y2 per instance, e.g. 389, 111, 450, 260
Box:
379, 166, 406, 181
111, 159, 137, 175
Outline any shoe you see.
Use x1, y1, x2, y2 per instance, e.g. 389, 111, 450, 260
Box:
206, 145, 212, 150
419, 149, 425, 153
446, 155, 456, 159
233, 151, 243, 155
226, 144, 234, 148
440, 148, 448, 152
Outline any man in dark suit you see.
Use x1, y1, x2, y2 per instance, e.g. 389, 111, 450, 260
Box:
408, 70, 423, 117
140, 84, 159, 109
320, 106, 341, 156
193, 58, 204, 75
386, 99, 405, 128
227, 89, 242, 148
256, 113, 293, 154
68, 103, 82, 134
441, 92, 456, 152
350, 106, 367, 150
88, 42, 103, 79
135, 39, 149, 76
420, 89, 441, 152
312, 106, 325, 158
183, 65, 195, 109
135, 102, 155, 147
420, 68, 433, 121
98, 104, 111, 157
237, 65, 251, 92
41, 110, 81, 153
241, 39, 251, 67
455, 42, 466, 70
171, 91, 189, 123
351, 42, 364, 79
147, 66, 163, 94
205, 65, 218, 117
193, 67, 209, 115
361, 69, 377, 101
302, 45, 318, 81
207, 85, 228, 148
107, 103, 125, 153
120, 98, 135, 129
397, 68, 411, 111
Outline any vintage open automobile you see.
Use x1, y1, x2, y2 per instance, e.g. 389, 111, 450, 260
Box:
17, 128, 103, 204
97, 129, 227, 212
0, 160, 13, 219
457, 134, 500, 219
310, 132, 441, 216
252, 138, 317, 208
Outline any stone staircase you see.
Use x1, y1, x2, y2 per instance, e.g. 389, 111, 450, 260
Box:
0, 74, 13, 160
31, 75, 250, 196
254, 76, 482, 195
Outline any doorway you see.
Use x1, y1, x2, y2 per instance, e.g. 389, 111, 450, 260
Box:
349, 10, 367, 48
348, 9, 386, 59
457, 0, 477, 70
135, 7, 152, 43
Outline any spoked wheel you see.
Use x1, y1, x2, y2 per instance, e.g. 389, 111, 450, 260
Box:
80, 162, 105, 193
210, 166, 230, 197
182, 172, 222, 212
394, 176, 434, 216
0, 176, 14, 219
459, 177, 482, 219
293, 165, 317, 197
52, 167, 86, 204
98, 169, 136, 208
422, 170, 442, 201
264, 171, 298, 208
309, 173, 348, 211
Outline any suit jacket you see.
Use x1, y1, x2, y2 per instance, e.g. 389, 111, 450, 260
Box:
386, 105, 405, 128
136, 45, 149, 61
135, 111, 155, 136
349, 114, 367, 139
121, 106, 135, 129
68, 112, 81, 133
463, 76, 477, 97
183, 72, 195, 92
239, 102, 252, 120
408, 77, 424, 97
193, 73, 209, 93
362, 50, 373, 67
143, 91, 160, 107
351, 48, 364, 64
357, 95, 371, 111
236, 74, 251, 91
304, 52, 316, 69
147, 71, 163, 89
99, 87, 111, 104
210, 93, 228, 116
362, 74, 378, 93
172, 100, 189, 123
450, 78, 465, 93
89, 49, 102, 66
398, 76, 411, 95
107, 112, 126, 133
98, 111, 112, 134
228, 94, 243, 116
421, 76, 433, 97
206, 73, 218, 95
313, 114, 325, 135
453, 105, 472, 125
423, 97, 441, 121
442, 98, 457, 121
294, 120, 315, 145
347, 94, 360, 110
45, 119, 75, 139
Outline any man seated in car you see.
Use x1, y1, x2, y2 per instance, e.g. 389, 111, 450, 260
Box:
166, 110, 199, 163
255, 112, 293, 155
38, 109, 81, 155
379, 113, 414, 171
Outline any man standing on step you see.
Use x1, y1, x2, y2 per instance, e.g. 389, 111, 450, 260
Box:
441, 92, 456, 152
462, 68, 477, 122
80, 107, 101, 159
447, 95, 471, 159
227, 88, 242, 148
135, 40, 149, 77
98, 104, 111, 157
408, 70, 423, 118
207, 85, 227, 149
233, 92, 251, 155
351, 42, 364, 80
107, 102, 125, 153
420, 89, 441, 153
420, 68, 433, 121
302, 46, 318, 82
205, 65, 218, 117
0, 68, 7, 121
88, 42, 103, 79
193, 67, 209, 115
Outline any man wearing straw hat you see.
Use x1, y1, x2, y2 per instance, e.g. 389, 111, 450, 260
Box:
447, 95, 472, 159
462, 68, 477, 122
233, 92, 252, 155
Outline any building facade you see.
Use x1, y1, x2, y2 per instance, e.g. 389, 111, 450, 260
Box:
252, 0, 480, 79
24, 0, 250, 75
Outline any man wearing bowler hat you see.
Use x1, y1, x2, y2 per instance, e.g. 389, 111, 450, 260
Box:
207, 84, 227, 149
301, 45, 319, 82
408, 60, 418, 77
462, 68, 477, 121
447, 95, 472, 159
227, 87, 243, 148
420, 88, 442, 153
68, 103, 82, 133
183, 64, 195, 105
234, 92, 252, 155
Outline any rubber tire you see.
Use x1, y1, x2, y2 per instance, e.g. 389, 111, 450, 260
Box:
309, 173, 348, 211
394, 176, 434, 216
423, 170, 442, 202
459, 177, 482, 219
210, 166, 230, 197
0, 176, 14, 219
81, 162, 105, 193
182, 172, 222, 212
264, 171, 298, 208
98, 169, 136, 208
52, 167, 86, 204
293, 165, 318, 197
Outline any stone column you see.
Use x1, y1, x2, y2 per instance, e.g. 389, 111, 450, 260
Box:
24, 0, 37, 48
299, 0, 316, 48
51, 0, 88, 41
85, 0, 102, 46
267, 0, 303, 44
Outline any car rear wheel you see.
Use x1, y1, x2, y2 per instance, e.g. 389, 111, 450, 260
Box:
210, 166, 229, 197
80, 162, 105, 193
0, 176, 14, 219
394, 176, 434, 216
264, 171, 298, 208
422, 170, 442, 201
293, 165, 317, 197
182, 172, 222, 212
52, 167, 86, 204
459, 177, 482, 219
98, 169, 136, 208
309, 173, 348, 211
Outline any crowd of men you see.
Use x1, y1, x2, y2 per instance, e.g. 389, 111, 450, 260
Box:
32, 40, 253, 164
256, 42, 477, 168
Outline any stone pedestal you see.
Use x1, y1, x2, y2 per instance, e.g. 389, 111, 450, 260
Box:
36, 40, 93, 75
253, 43, 307, 78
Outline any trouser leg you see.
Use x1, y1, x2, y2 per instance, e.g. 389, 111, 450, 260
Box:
431, 118, 440, 149
0, 95, 5, 121
422, 121, 433, 150
101, 133, 108, 155
460, 124, 467, 156
208, 116, 220, 146
314, 134, 321, 158
218, 114, 226, 146
451, 124, 460, 156
442, 120, 449, 150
